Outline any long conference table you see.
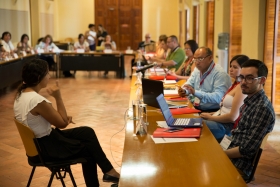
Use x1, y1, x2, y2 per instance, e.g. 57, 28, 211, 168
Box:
118, 76, 247, 187
0, 51, 128, 89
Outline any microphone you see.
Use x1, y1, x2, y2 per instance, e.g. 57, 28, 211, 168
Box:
140, 43, 153, 47
136, 62, 157, 73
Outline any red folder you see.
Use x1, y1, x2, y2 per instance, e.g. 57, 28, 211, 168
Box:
153, 127, 202, 138
149, 75, 178, 80
170, 108, 201, 115
166, 97, 188, 102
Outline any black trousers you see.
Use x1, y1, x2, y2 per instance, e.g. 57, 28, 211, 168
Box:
89, 44, 96, 51
37, 127, 113, 187
39, 55, 55, 69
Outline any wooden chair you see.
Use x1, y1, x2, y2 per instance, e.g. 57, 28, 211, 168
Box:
14, 119, 87, 187
245, 133, 271, 183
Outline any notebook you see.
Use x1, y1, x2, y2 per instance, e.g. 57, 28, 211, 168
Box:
142, 78, 186, 108
153, 127, 201, 138
156, 94, 203, 128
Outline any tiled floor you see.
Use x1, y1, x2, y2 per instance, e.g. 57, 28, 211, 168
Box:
0, 57, 279, 187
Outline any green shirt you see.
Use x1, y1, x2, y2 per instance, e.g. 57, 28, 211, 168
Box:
166, 47, 185, 71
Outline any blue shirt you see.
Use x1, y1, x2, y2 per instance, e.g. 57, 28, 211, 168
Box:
185, 62, 231, 104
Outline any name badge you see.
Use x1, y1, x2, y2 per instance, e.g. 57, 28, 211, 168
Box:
220, 135, 232, 150
37, 48, 44, 53
76, 49, 85, 53
104, 49, 113, 53
194, 97, 200, 106
13, 53, 19, 58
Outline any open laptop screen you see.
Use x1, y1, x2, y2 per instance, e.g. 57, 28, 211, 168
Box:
156, 94, 174, 126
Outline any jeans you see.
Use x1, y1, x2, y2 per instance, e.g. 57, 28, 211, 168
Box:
204, 120, 234, 141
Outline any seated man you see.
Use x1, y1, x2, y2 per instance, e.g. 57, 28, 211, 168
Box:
224, 59, 275, 180
154, 35, 185, 71
178, 47, 232, 111
138, 33, 156, 52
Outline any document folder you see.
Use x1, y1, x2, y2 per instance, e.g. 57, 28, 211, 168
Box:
153, 127, 202, 138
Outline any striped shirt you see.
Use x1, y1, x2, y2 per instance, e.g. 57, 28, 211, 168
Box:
229, 89, 275, 176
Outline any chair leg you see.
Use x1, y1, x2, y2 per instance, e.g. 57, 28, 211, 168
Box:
27, 166, 36, 187
47, 169, 56, 187
57, 169, 66, 187
66, 166, 77, 187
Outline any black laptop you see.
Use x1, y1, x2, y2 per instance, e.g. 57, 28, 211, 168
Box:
141, 78, 187, 108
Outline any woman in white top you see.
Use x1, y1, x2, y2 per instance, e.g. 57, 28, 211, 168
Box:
100, 35, 116, 50
74, 34, 90, 52
101, 35, 117, 76
37, 34, 58, 52
200, 55, 249, 141
1, 31, 16, 53
14, 59, 119, 186
17, 34, 32, 53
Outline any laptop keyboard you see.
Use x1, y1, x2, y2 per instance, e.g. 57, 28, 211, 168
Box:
174, 118, 190, 126
164, 87, 176, 90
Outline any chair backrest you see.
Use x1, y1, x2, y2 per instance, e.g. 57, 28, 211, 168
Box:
14, 118, 38, 157
246, 132, 271, 183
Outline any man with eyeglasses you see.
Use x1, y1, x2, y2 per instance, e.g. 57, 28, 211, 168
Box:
154, 35, 185, 71
138, 33, 156, 52
178, 47, 231, 111
224, 59, 275, 180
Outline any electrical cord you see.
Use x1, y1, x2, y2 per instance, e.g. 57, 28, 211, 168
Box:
109, 108, 129, 167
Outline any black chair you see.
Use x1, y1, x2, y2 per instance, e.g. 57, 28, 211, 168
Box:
245, 133, 270, 183
245, 148, 263, 183
14, 119, 87, 187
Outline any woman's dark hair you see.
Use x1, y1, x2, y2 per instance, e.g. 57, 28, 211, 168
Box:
20, 34, 29, 43
37, 37, 44, 44
230, 54, 249, 67
78, 33, 84, 39
1, 31, 11, 40
184, 40, 198, 55
16, 59, 49, 99
43, 34, 53, 44
159, 35, 168, 43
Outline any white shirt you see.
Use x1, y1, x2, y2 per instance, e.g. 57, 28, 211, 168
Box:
14, 92, 52, 138
74, 41, 89, 49
36, 41, 58, 52
1, 40, 15, 52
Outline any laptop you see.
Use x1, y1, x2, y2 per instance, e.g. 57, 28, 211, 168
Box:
142, 78, 186, 108
156, 94, 203, 128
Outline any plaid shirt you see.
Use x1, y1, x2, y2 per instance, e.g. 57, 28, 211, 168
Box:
229, 89, 275, 176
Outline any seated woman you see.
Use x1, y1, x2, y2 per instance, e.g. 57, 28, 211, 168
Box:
1, 31, 17, 55
101, 35, 116, 76
100, 35, 116, 50
168, 40, 198, 80
0, 44, 7, 60
97, 24, 108, 46
200, 55, 249, 141
155, 35, 167, 59
17, 34, 32, 53
36, 35, 58, 69
150, 35, 169, 61
14, 59, 120, 186
74, 34, 90, 52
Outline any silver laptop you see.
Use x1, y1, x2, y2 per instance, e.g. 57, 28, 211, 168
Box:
156, 94, 203, 128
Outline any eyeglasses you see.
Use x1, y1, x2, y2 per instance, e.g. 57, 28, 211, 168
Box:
236, 75, 263, 83
193, 55, 210, 62
184, 48, 191, 51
